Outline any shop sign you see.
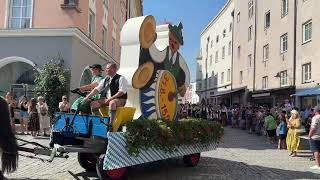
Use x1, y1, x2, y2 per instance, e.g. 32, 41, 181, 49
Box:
252, 92, 270, 98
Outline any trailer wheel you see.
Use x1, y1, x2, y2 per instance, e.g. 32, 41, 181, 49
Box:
96, 154, 128, 180
78, 153, 98, 171
183, 153, 200, 167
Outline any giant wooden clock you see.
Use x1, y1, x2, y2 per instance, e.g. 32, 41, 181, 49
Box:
155, 70, 178, 121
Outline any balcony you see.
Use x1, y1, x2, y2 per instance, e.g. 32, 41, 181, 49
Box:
61, 0, 81, 12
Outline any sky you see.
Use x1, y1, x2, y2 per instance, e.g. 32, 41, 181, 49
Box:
143, 0, 228, 82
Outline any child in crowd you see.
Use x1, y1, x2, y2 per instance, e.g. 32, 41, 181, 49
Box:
278, 111, 287, 149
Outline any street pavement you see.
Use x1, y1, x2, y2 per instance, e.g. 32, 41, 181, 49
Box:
5, 127, 320, 180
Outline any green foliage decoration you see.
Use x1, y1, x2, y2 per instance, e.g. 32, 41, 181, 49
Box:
124, 119, 224, 156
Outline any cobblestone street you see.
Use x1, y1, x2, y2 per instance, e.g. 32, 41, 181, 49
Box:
6, 127, 320, 180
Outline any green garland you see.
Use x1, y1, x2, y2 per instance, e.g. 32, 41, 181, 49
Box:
124, 119, 224, 156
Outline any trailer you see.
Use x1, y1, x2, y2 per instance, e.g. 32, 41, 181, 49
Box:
17, 15, 221, 180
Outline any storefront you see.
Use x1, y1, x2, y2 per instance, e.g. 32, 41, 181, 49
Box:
251, 86, 295, 108
295, 87, 320, 110
230, 87, 247, 107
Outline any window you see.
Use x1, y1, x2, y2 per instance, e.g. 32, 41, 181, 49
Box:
216, 35, 219, 43
265, 11, 270, 29
248, 54, 252, 67
221, 72, 224, 84
229, 23, 232, 32
302, 63, 311, 83
263, 44, 269, 61
222, 46, 225, 59
102, 26, 107, 50
280, 70, 288, 86
248, 26, 252, 41
223, 29, 226, 38
215, 51, 219, 63
211, 72, 215, 87
280, 33, 288, 53
228, 41, 232, 55
248, 0, 254, 19
9, 0, 33, 29
88, 10, 96, 40
113, 0, 117, 22
262, 76, 268, 89
240, 71, 243, 84
303, 20, 312, 43
103, 0, 108, 8
112, 37, 116, 58
64, 0, 79, 5
237, 46, 241, 59
209, 55, 213, 65
210, 40, 213, 48
214, 74, 218, 86
237, 12, 240, 23
227, 69, 231, 82
281, 0, 288, 17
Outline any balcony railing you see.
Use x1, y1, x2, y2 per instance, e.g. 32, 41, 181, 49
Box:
61, 0, 81, 12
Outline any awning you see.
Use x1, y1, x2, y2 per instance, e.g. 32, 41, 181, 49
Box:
210, 87, 246, 97
295, 88, 320, 96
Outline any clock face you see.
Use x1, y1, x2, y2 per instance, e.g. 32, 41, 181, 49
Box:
155, 70, 177, 121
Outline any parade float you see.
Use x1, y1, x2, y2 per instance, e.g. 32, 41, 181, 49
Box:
18, 15, 223, 180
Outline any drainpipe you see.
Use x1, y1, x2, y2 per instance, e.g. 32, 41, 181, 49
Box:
293, 0, 297, 106
230, 10, 235, 107
253, 0, 258, 92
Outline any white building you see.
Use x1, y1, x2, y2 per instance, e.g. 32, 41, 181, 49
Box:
196, 0, 234, 105
190, 82, 199, 104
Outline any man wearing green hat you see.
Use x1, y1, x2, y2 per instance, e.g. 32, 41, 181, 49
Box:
71, 64, 104, 114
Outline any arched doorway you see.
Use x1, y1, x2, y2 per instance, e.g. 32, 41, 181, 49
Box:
0, 57, 37, 97
79, 67, 92, 86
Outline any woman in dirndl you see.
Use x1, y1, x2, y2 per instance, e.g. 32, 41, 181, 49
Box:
37, 96, 51, 136
28, 98, 40, 137
286, 109, 301, 157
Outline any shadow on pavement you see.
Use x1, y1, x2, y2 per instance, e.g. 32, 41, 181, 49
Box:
10, 178, 51, 180
68, 170, 98, 180
120, 157, 320, 180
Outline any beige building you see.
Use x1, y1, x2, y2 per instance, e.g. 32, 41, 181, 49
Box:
252, 0, 295, 107
196, 0, 234, 105
231, 0, 296, 107
196, 0, 320, 109
0, 0, 142, 97
232, 0, 256, 106
295, 0, 320, 109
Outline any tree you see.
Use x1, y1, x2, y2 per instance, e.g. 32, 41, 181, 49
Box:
34, 55, 70, 117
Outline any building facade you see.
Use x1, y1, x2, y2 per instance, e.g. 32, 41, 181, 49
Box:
231, 0, 256, 106
196, 0, 234, 105
295, 0, 320, 109
0, 0, 142, 97
252, 0, 295, 107
197, 0, 320, 109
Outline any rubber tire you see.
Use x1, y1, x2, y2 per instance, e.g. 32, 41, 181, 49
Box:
78, 153, 99, 172
183, 153, 200, 167
96, 154, 128, 180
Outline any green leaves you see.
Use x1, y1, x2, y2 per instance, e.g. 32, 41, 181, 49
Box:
34, 55, 70, 117
124, 119, 224, 156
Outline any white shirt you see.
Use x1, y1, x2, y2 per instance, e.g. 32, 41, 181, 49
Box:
311, 114, 320, 140
95, 75, 128, 98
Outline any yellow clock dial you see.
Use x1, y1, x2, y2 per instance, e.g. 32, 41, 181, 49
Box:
155, 70, 177, 121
